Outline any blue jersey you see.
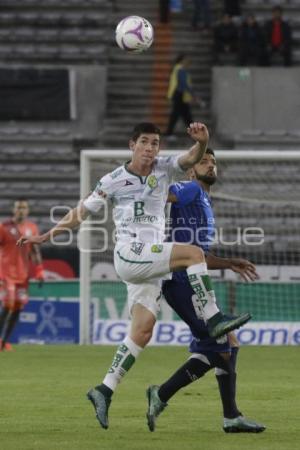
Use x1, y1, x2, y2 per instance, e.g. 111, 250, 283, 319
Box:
168, 180, 215, 283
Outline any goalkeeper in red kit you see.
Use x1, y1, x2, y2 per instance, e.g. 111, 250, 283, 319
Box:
0, 199, 44, 351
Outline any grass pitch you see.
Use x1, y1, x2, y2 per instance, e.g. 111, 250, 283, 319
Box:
0, 345, 299, 450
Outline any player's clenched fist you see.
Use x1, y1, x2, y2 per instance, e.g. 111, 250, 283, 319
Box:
187, 122, 209, 144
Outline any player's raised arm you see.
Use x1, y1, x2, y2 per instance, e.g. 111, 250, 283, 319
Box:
178, 122, 209, 171
17, 201, 90, 246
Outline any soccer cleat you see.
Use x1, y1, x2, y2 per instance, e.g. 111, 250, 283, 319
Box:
4, 342, 13, 351
0, 340, 14, 352
208, 313, 251, 339
223, 415, 266, 433
146, 385, 168, 432
87, 387, 111, 430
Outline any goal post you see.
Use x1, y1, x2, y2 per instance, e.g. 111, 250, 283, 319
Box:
79, 149, 300, 345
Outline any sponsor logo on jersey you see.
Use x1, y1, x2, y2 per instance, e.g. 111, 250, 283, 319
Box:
121, 215, 160, 226
124, 180, 134, 186
130, 242, 145, 255
133, 215, 159, 224
151, 244, 163, 253
147, 175, 158, 189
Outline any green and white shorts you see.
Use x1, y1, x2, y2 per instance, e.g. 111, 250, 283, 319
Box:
114, 242, 174, 317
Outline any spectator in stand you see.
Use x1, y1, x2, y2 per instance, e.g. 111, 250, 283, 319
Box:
238, 14, 266, 66
165, 54, 195, 140
159, 0, 170, 23
223, 0, 241, 18
192, 0, 212, 31
264, 5, 292, 66
213, 14, 239, 64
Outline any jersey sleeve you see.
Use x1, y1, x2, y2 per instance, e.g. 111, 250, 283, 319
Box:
83, 173, 114, 214
169, 181, 200, 207
156, 154, 186, 180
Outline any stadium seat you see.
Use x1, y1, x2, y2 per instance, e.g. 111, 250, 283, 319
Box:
4, 163, 29, 173
56, 163, 78, 173
0, 29, 12, 40
35, 182, 58, 192
17, 12, 41, 25
0, 127, 20, 136
263, 130, 287, 136
51, 146, 75, 156
0, 44, 16, 59
0, 146, 25, 156
83, 45, 106, 59
288, 129, 300, 137
37, 13, 62, 26
15, 44, 36, 58
59, 45, 82, 58
31, 164, 54, 173
0, 13, 17, 26
36, 29, 59, 42
48, 128, 70, 137
14, 28, 36, 41
24, 126, 46, 136
0, 198, 14, 208
240, 129, 263, 137
35, 45, 59, 59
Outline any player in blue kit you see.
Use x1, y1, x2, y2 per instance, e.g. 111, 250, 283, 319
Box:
146, 148, 266, 433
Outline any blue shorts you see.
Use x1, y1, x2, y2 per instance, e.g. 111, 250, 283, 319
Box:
162, 280, 230, 354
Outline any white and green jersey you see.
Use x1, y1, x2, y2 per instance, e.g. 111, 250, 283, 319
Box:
83, 155, 184, 244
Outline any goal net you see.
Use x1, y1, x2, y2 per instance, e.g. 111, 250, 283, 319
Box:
79, 150, 300, 345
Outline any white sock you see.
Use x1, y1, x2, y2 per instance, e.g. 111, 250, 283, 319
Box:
187, 262, 220, 321
102, 336, 142, 392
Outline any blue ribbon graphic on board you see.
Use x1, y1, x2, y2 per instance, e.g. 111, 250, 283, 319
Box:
36, 302, 58, 336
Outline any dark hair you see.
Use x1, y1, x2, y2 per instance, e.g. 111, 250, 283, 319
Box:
131, 122, 161, 142
14, 198, 28, 203
206, 147, 215, 157
273, 5, 282, 13
174, 53, 187, 64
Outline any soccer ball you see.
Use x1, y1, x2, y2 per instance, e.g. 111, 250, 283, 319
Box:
115, 16, 154, 53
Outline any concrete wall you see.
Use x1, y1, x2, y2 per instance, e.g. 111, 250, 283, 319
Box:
212, 67, 300, 138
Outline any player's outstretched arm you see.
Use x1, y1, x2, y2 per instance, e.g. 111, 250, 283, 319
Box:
17, 201, 90, 246
178, 122, 209, 171
206, 253, 259, 282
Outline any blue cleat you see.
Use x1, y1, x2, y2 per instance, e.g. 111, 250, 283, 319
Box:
208, 313, 252, 339
223, 415, 266, 433
146, 385, 168, 432
87, 387, 111, 430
